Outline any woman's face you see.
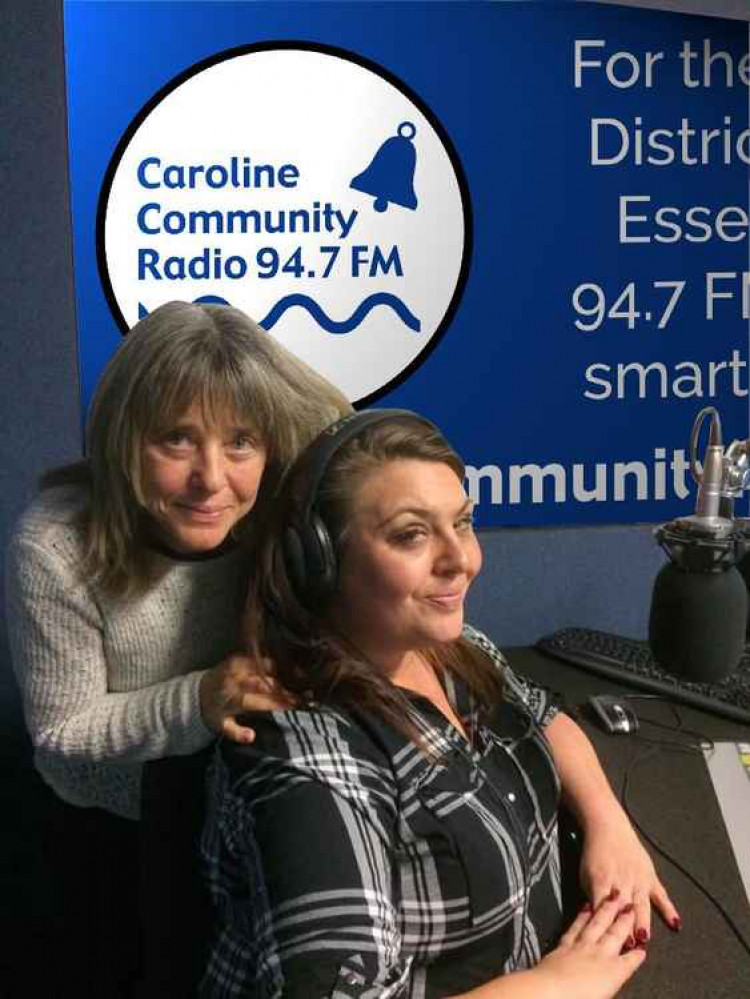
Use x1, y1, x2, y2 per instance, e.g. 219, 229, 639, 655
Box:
141, 402, 266, 554
333, 459, 481, 671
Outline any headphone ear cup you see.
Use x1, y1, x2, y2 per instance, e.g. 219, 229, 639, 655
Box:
282, 524, 308, 603
282, 516, 337, 605
305, 513, 337, 601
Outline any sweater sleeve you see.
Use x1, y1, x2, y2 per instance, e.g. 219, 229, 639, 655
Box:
6, 531, 214, 766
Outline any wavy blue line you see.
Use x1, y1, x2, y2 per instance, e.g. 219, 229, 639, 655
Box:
260, 293, 421, 334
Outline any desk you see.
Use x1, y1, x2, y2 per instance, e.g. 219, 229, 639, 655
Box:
508, 647, 750, 999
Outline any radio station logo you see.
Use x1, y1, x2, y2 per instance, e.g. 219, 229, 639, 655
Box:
99, 43, 470, 403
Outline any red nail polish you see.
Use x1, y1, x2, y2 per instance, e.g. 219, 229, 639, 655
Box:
670, 916, 682, 932
636, 941, 648, 951
635, 928, 649, 943
582, 902, 593, 913
625, 935, 635, 950
608, 888, 620, 901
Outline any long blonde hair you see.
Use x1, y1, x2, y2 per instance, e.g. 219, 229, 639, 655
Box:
44, 301, 352, 594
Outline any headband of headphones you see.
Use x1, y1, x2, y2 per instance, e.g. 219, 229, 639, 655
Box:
291, 408, 438, 521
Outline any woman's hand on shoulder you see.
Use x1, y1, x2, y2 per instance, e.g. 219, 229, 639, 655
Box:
533, 894, 646, 999
199, 654, 295, 743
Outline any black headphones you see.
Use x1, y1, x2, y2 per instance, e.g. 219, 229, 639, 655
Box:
281, 408, 438, 606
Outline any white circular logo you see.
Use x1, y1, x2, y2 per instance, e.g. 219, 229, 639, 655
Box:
100, 43, 470, 404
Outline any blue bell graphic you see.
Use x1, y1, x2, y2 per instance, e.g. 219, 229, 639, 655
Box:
350, 122, 418, 213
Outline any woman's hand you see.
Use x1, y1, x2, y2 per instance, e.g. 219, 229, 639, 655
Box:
579, 811, 681, 944
544, 713, 682, 942
449, 896, 646, 999
535, 895, 647, 999
199, 654, 295, 743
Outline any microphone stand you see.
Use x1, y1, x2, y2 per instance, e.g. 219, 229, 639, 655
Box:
649, 407, 749, 682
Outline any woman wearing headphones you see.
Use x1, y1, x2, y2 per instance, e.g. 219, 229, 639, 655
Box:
201, 410, 680, 999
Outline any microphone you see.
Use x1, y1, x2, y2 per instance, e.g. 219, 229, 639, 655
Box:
686, 406, 731, 530
648, 407, 748, 683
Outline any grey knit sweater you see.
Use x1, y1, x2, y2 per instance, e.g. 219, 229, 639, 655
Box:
6, 486, 248, 820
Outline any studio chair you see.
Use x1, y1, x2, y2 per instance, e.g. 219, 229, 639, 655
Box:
138, 745, 214, 998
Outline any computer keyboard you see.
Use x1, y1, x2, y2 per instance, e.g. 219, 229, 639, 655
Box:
536, 628, 750, 726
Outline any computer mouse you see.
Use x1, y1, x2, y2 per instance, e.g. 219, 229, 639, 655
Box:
588, 695, 639, 735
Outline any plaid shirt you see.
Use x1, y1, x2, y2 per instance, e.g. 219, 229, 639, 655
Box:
201, 626, 562, 999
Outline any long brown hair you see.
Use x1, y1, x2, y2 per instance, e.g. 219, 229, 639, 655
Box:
246, 414, 504, 739
43, 301, 352, 594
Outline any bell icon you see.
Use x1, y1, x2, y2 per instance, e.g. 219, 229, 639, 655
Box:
350, 122, 418, 213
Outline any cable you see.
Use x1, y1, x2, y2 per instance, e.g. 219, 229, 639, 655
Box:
621, 694, 715, 753
689, 405, 721, 486
566, 693, 750, 958
617, 724, 750, 961
568, 693, 713, 753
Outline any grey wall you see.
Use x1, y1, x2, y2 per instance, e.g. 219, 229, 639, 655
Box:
1, 0, 82, 735
1, 0, 747, 739
466, 522, 664, 646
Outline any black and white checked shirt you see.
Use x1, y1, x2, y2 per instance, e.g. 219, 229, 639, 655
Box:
201, 626, 562, 998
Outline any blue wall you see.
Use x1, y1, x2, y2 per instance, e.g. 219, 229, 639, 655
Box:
1, 0, 747, 740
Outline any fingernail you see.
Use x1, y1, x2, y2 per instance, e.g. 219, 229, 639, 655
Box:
635, 928, 649, 943
636, 941, 648, 952
619, 903, 634, 916
670, 916, 682, 932
582, 901, 593, 913
608, 888, 620, 901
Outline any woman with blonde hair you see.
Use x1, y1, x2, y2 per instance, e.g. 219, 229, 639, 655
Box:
202, 409, 680, 999
6, 300, 351, 996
